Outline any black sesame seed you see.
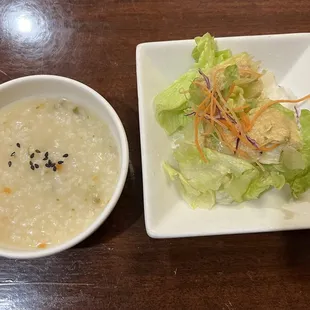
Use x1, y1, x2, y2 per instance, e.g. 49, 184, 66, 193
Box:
58, 161, 64, 164
30, 153, 35, 159
35, 164, 39, 168
48, 159, 52, 165
16, 143, 20, 148
45, 163, 50, 168
31, 166, 35, 171
45, 152, 49, 158
29, 161, 33, 166
53, 166, 57, 172
35, 150, 41, 153
43, 157, 48, 161
8, 161, 12, 167
63, 154, 69, 158
10, 152, 15, 157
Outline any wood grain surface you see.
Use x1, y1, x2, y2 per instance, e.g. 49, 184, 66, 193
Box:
1, 0, 310, 309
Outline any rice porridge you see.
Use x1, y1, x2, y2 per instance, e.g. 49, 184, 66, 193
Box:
0, 98, 119, 250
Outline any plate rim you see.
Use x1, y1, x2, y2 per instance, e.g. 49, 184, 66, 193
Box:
136, 32, 310, 238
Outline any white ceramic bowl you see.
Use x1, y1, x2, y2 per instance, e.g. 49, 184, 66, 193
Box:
0, 75, 129, 259
137, 33, 310, 238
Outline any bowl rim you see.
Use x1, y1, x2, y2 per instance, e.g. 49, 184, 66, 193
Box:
0, 75, 129, 259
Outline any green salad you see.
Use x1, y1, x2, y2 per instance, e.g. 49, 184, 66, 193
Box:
154, 33, 310, 209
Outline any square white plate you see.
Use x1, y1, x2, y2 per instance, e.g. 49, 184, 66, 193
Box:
136, 33, 310, 238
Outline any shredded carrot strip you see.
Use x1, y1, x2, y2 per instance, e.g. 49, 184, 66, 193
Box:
208, 118, 251, 156
215, 89, 256, 149
236, 149, 251, 159
202, 122, 214, 136
217, 89, 239, 125
203, 102, 211, 114
213, 97, 235, 128
208, 116, 231, 130
192, 81, 211, 112
209, 87, 216, 126
249, 94, 310, 130
197, 95, 210, 112
225, 83, 235, 100
218, 120, 240, 136
273, 95, 310, 104
215, 126, 250, 159
193, 81, 208, 89
201, 78, 255, 151
249, 102, 278, 129
218, 118, 257, 149
233, 131, 257, 149
214, 126, 236, 154
240, 112, 251, 132
258, 143, 280, 152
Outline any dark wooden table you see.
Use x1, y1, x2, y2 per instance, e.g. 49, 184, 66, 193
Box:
1, 0, 310, 309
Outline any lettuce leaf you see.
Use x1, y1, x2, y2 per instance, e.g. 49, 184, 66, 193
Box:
223, 64, 239, 89
282, 146, 305, 170
164, 144, 277, 208
154, 70, 197, 135
284, 109, 310, 197
173, 144, 256, 193
299, 109, 310, 163
244, 170, 285, 200
243, 80, 263, 99
272, 103, 295, 119
188, 79, 206, 106
192, 33, 231, 68
215, 50, 233, 65
163, 162, 216, 209
163, 143, 288, 208
154, 33, 232, 135
192, 33, 216, 67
